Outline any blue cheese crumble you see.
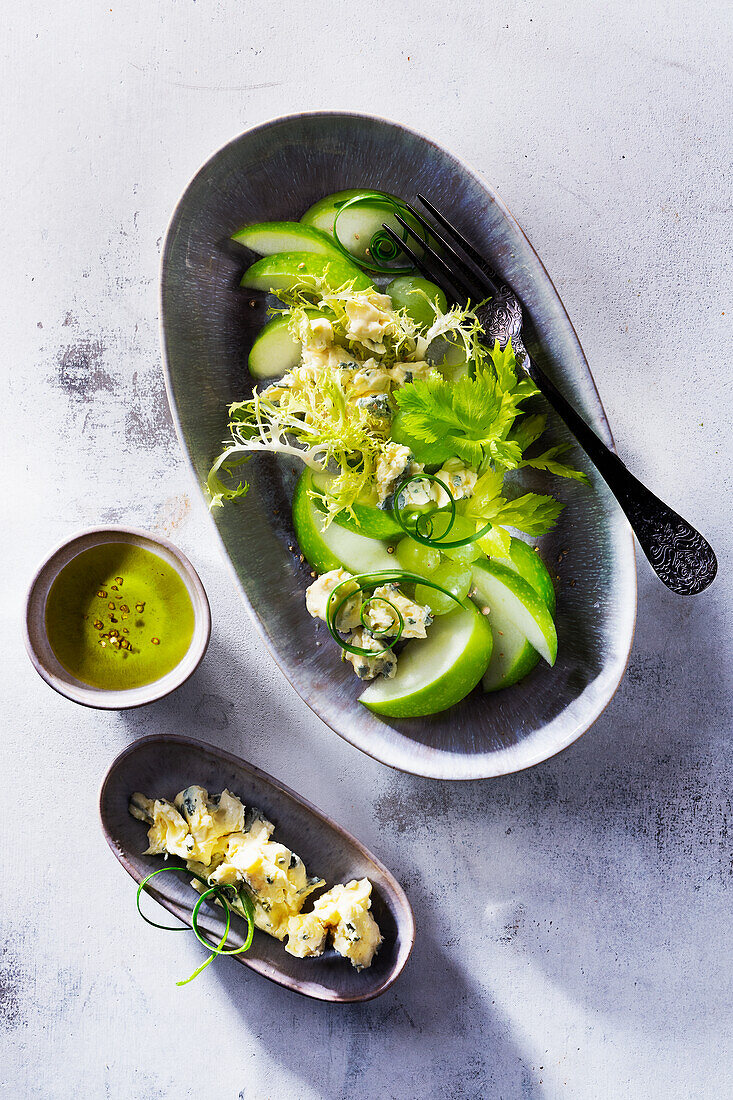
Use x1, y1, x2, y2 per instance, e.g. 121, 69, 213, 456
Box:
364, 583, 433, 639
343, 628, 398, 681
306, 569, 433, 680
129, 786, 382, 969
375, 442, 413, 504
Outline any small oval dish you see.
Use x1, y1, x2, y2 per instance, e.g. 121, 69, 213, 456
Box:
99, 734, 415, 1002
24, 526, 211, 709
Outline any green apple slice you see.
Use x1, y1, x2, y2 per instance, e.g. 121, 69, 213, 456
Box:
301, 190, 373, 234
300, 189, 410, 260
249, 314, 299, 379
241, 252, 373, 295
300, 189, 425, 264
471, 560, 557, 666
332, 505, 403, 541
292, 470, 397, 574
359, 605, 493, 718
481, 615, 540, 692
248, 309, 330, 380
497, 537, 556, 613
385, 275, 448, 328
233, 221, 344, 260
311, 471, 403, 540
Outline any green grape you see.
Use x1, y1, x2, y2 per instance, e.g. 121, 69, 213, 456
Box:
386, 275, 448, 328
420, 512, 483, 564
394, 536, 441, 576
429, 335, 471, 381
439, 338, 468, 368
415, 561, 472, 616
441, 540, 484, 565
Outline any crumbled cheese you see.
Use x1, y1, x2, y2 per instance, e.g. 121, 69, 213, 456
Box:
308, 316, 334, 347
293, 311, 334, 350
305, 569, 361, 631
306, 571, 431, 679
301, 344, 360, 376
434, 459, 478, 506
374, 442, 412, 503
390, 359, 433, 387
348, 361, 393, 399
285, 911, 328, 958
171, 785, 246, 864
343, 629, 397, 680
363, 583, 433, 639
208, 825, 323, 940
130, 796, 191, 859
355, 393, 392, 421
129, 789, 382, 968
344, 292, 396, 348
396, 476, 434, 509
311, 879, 382, 970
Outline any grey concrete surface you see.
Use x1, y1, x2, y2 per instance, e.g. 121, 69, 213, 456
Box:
2, 2, 731, 1097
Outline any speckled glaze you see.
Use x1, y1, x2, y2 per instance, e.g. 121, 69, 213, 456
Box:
160, 112, 637, 779
99, 734, 415, 1002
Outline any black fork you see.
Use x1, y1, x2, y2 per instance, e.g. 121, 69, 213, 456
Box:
381, 197, 717, 596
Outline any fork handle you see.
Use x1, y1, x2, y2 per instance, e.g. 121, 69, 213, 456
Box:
521, 355, 717, 595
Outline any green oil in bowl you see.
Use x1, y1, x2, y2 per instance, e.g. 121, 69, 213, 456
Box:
45, 543, 195, 690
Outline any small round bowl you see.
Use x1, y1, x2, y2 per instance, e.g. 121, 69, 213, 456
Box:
24, 526, 211, 709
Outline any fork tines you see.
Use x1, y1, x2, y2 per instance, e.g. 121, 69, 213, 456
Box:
380, 196, 503, 304
416, 195, 501, 292
379, 222, 469, 304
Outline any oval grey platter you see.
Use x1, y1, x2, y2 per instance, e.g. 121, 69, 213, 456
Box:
160, 111, 637, 780
100, 734, 414, 1002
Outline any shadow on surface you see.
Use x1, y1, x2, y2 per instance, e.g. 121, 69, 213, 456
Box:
214, 870, 541, 1100
119, 638, 543, 1098
374, 566, 732, 1034
118, 561, 731, 1092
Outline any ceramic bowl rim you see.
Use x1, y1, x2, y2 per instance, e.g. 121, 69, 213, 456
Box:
24, 525, 212, 710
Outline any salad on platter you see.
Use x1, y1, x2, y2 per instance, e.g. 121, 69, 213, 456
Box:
208, 190, 588, 719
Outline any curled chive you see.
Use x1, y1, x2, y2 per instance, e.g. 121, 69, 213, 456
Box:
176, 952, 220, 986
331, 191, 426, 274
326, 579, 404, 656
324, 568, 465, 657
136, 866, 195, 931
192, 884, 256, 957
359, 593, 405, 640
135, 865, 256, 985
393, 474, 493, 548
178, 891, 231, 986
